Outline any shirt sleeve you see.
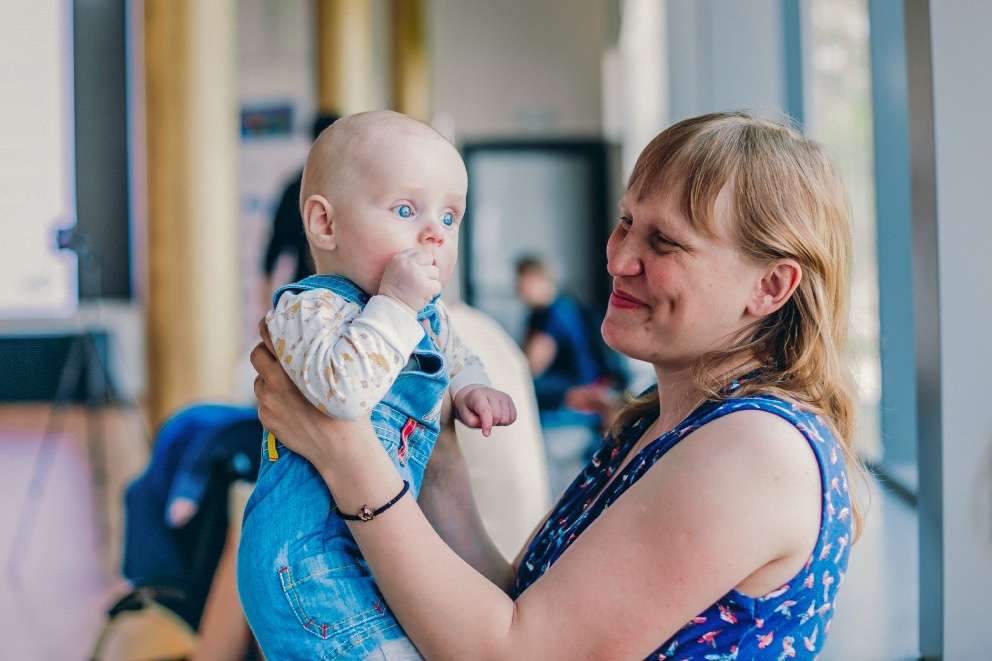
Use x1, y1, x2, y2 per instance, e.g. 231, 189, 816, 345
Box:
266, 289, 425, 419
434, 300, 491, 395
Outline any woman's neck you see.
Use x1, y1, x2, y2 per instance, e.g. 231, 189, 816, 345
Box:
651, 357, 761, 435
651, 367, 701, 436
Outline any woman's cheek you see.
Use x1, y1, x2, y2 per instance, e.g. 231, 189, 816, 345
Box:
644, 256, 685, 301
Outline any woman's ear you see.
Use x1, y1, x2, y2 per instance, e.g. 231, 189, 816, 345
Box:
747, 259, 802, 317
302, 194, 336, 251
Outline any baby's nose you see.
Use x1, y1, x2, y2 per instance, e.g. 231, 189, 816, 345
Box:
420, 223, 444, 245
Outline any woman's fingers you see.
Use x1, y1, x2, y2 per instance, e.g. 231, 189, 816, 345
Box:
259, 317, 276, 354
250, 341, 278, 376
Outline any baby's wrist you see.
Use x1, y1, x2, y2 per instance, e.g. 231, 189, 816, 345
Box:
377, 291, 419, 318
454, 383, 486, 400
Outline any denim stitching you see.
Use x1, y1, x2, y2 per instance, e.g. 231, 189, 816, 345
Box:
284, 563, 367, 585
278, 564, 392, 648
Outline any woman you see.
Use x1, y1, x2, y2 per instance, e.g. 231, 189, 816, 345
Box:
250, 112, 862, 660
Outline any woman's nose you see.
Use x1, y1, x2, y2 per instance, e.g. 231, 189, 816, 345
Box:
607, 238, 642, 277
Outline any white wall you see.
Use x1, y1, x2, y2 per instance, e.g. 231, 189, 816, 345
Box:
429, 0, 609, 141
665, 0, 786, 122
927, 3, 992, 658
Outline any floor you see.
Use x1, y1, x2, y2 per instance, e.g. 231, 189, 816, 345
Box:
0, 405, 149, 660
0, 403, 920, 660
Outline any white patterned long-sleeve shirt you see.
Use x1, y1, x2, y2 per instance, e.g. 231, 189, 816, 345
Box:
265, 289, 489, 420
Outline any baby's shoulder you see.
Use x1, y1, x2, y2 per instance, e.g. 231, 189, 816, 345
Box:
271, 287, 360, 320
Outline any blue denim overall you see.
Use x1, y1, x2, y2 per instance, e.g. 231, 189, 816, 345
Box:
238, 275, 446, 660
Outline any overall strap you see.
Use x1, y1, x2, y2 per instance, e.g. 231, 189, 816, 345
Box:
272, 274, 442, 336
271, 274, 371, 307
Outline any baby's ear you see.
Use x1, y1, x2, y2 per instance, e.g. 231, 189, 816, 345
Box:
302, 194, 336, 251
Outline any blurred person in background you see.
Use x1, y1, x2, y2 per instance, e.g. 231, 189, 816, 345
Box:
101, 404, 262, 661
259, 112, 339, 306
515, 255, 619, 414
515, 255, 625, 496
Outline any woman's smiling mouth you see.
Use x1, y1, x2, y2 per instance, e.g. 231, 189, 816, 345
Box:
609, 287, 649, 310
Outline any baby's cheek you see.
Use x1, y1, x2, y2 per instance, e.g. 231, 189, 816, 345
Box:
366, 253, 398, 292
438, 245, 459, 283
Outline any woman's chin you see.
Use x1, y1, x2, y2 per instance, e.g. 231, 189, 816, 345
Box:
601, 319, 641, 359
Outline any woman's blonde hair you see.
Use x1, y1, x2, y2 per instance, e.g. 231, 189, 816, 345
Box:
610, 111, 866, 537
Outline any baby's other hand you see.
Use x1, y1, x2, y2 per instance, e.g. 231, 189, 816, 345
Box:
379, 248, 441, 314
453, 386, 517, 437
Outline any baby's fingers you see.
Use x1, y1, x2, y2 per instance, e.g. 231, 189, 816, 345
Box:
408, 247, 435, 265
458, 404, 481, 429
477, 401, 494, 437
497, 399, 517, 427
502, 398, 517, 425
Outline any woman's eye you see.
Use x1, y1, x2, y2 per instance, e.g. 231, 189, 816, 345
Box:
652, 233, 678, 252
442, 211, 456, 227
393, 204, 414, 219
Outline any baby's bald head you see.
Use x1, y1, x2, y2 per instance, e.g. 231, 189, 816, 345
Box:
299, 110, 458, 210
297, 110, 467, 288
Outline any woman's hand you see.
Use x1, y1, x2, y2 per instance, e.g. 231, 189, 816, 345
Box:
564, 382, 622, 424
250, 318, 375, 468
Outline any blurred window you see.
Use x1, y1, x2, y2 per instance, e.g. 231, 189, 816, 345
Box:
0, 2, 77, 317
803, 0, 882, 461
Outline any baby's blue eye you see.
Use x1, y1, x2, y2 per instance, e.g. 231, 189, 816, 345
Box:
442, 211, 455, 227
393, 204, 414, 219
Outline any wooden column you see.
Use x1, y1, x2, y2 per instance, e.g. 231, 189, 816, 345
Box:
390, 0, 430, 121
144, 0, 240, 425
315, 0, 375, 114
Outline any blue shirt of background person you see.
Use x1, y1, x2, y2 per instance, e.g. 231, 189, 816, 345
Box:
516, 255, 620, 413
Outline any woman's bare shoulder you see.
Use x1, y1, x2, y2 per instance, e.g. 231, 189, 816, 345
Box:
683, 406, 819, 475
658, 407, 822, 552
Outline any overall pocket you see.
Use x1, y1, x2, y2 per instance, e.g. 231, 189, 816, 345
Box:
278, 536, 397, 656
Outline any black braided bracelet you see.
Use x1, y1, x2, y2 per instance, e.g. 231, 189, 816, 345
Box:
336, 480, 410, 522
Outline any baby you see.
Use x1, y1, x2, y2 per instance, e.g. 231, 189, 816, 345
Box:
237, 111, 516, 660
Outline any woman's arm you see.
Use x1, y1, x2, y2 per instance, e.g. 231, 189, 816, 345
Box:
417, 416, 516, 593
252, 335, 821, 660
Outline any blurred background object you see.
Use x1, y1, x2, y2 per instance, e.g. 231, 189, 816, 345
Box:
1, 1, 989, 659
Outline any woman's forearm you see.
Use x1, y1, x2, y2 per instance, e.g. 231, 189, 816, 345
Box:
315, 422, 518, 660
418, 424, 516, 593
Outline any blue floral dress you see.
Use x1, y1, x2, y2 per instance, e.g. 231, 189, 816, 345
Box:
514, 388, 853, 660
